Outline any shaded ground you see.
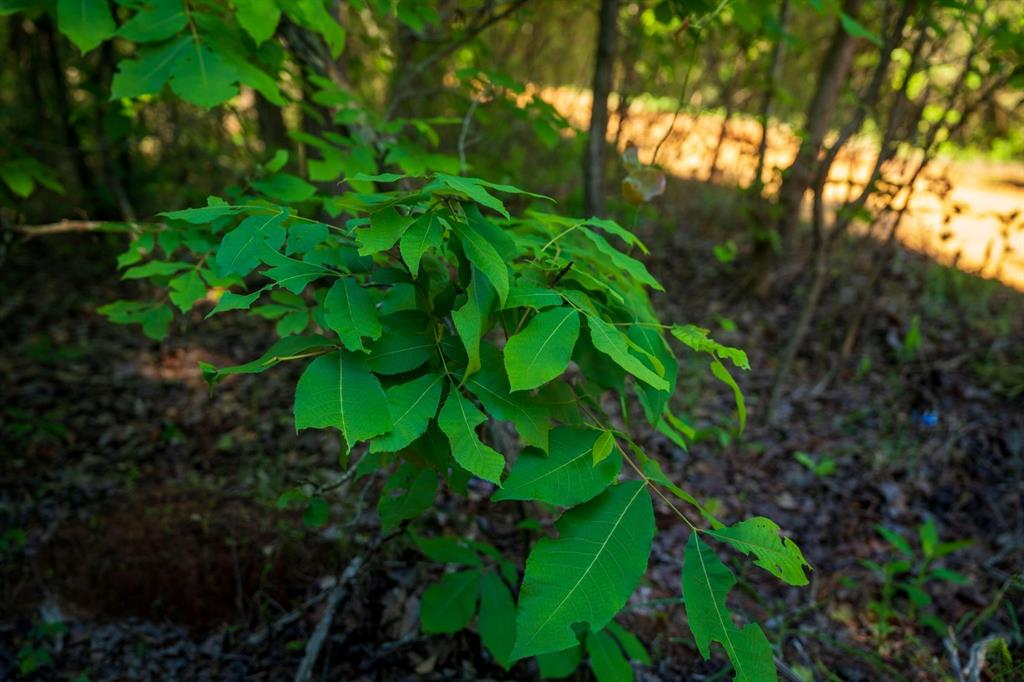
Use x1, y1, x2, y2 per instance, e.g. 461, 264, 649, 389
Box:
1, 182, 1023, 680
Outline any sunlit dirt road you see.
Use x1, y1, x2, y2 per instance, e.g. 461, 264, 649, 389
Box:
544, 88, 1024, 291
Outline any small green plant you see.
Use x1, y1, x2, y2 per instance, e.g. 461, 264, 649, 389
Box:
897, 315, 922, 363
16, 620, 65, 677
862, 518, 971, 639
793, 451, 837, 478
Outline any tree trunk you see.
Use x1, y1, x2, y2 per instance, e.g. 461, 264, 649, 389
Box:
774, 0, 861, 248
583, 0, 620, 218
753, 0, 790, 190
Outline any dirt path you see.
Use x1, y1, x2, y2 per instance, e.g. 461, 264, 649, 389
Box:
543, 88, 1024, 290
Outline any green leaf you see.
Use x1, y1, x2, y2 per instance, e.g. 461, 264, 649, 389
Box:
235, 0, 280, 43
206, 288, 265, 317
629, 325, 677, 425
169, 41, 240, 108
493, 427, 619, 506
379, 461, 437, 532
671, 324, 750, 370
259, 245, 334, 293
97, 300, 173, 340
252, 173, 316, 202
111, 36, 192, 99
216, 211, 287, 276
592, 431, 615, 465
434, 174, 509, 219
840, 11, 882, 47
587, 629, 633, 682
122, 260, 191, 279
286, 222, 328, 254
413, 534, 483, 567
437, 390, 505, 485
682, 533, 777, 682
168, 270, 207, 312
57, 0, 115, 52
537, 645, 583, 678
479, 571, 517, 670
118, 0, 186, 42
465, 345, 550, 450
512, 481, 654, 659
323, 277, 381, 351
876, 526, 913, 557
710, 358, 746, 432
606, 621, 651, 664
451, 217, 510, 304
504, 307, 580, 392
420, 570, 480, 634
504, 286, 562, 310
200, 334, 335, 385
358, 206, 413, 256
159, 200, 243, 224
586, 315, 669, 390
399, 212, 444, 277
706, 517, 810, 586
586, 216, 648, 253
303, 496, 329, 528
579, 227, 663, 291
368, 312, 435, 375
452, 268, 496, 380
279, 0, 345, 57
371, 373, 444, 453
293, 350, 392, 449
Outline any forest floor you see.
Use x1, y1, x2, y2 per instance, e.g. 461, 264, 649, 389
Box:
2, 175, 1023, 680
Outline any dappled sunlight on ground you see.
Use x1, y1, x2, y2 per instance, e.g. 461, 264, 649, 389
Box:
543, 87, 1024, 291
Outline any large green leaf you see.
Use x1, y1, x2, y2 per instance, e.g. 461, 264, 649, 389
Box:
215, 211, 287, 276
169, 40, 239, 108
579, 227, 663, 291
111, 36, 192, 99
358, 206, 413, 256
465, 344, 549, 450
504, 307, 580, 392
252, 173, 316, 203
705, 517, 810, 586
117, 0, 186, 42
493, 427, 619, 506
512, 481, 654, 659
451, 217, 509, 304
371, 373, 444, 453
323, 277, 382, 351
586, 315, 669, 390
234, 0, 280, 43
57, 0, 115, 52
537, 645, 583, 678
293, 350, 392, 448
478, 571, 516, 670
586, 629, 633, 682
259, 244, 334, 293
378, 461, 437, 532
452, 268, 496, 379
682, 533, 777, 682
399, 212, 444, 277
420, 570, 480, 634
368, 312, 435, 375
437, 390, 505, 485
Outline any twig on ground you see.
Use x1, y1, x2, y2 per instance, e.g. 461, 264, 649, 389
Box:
293, 554, 366, 682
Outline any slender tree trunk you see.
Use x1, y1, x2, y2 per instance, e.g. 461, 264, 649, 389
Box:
753, 0, 790, 190
583, 0, 620, 217
774, 0, 861, 248
42, 18, 100, 208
